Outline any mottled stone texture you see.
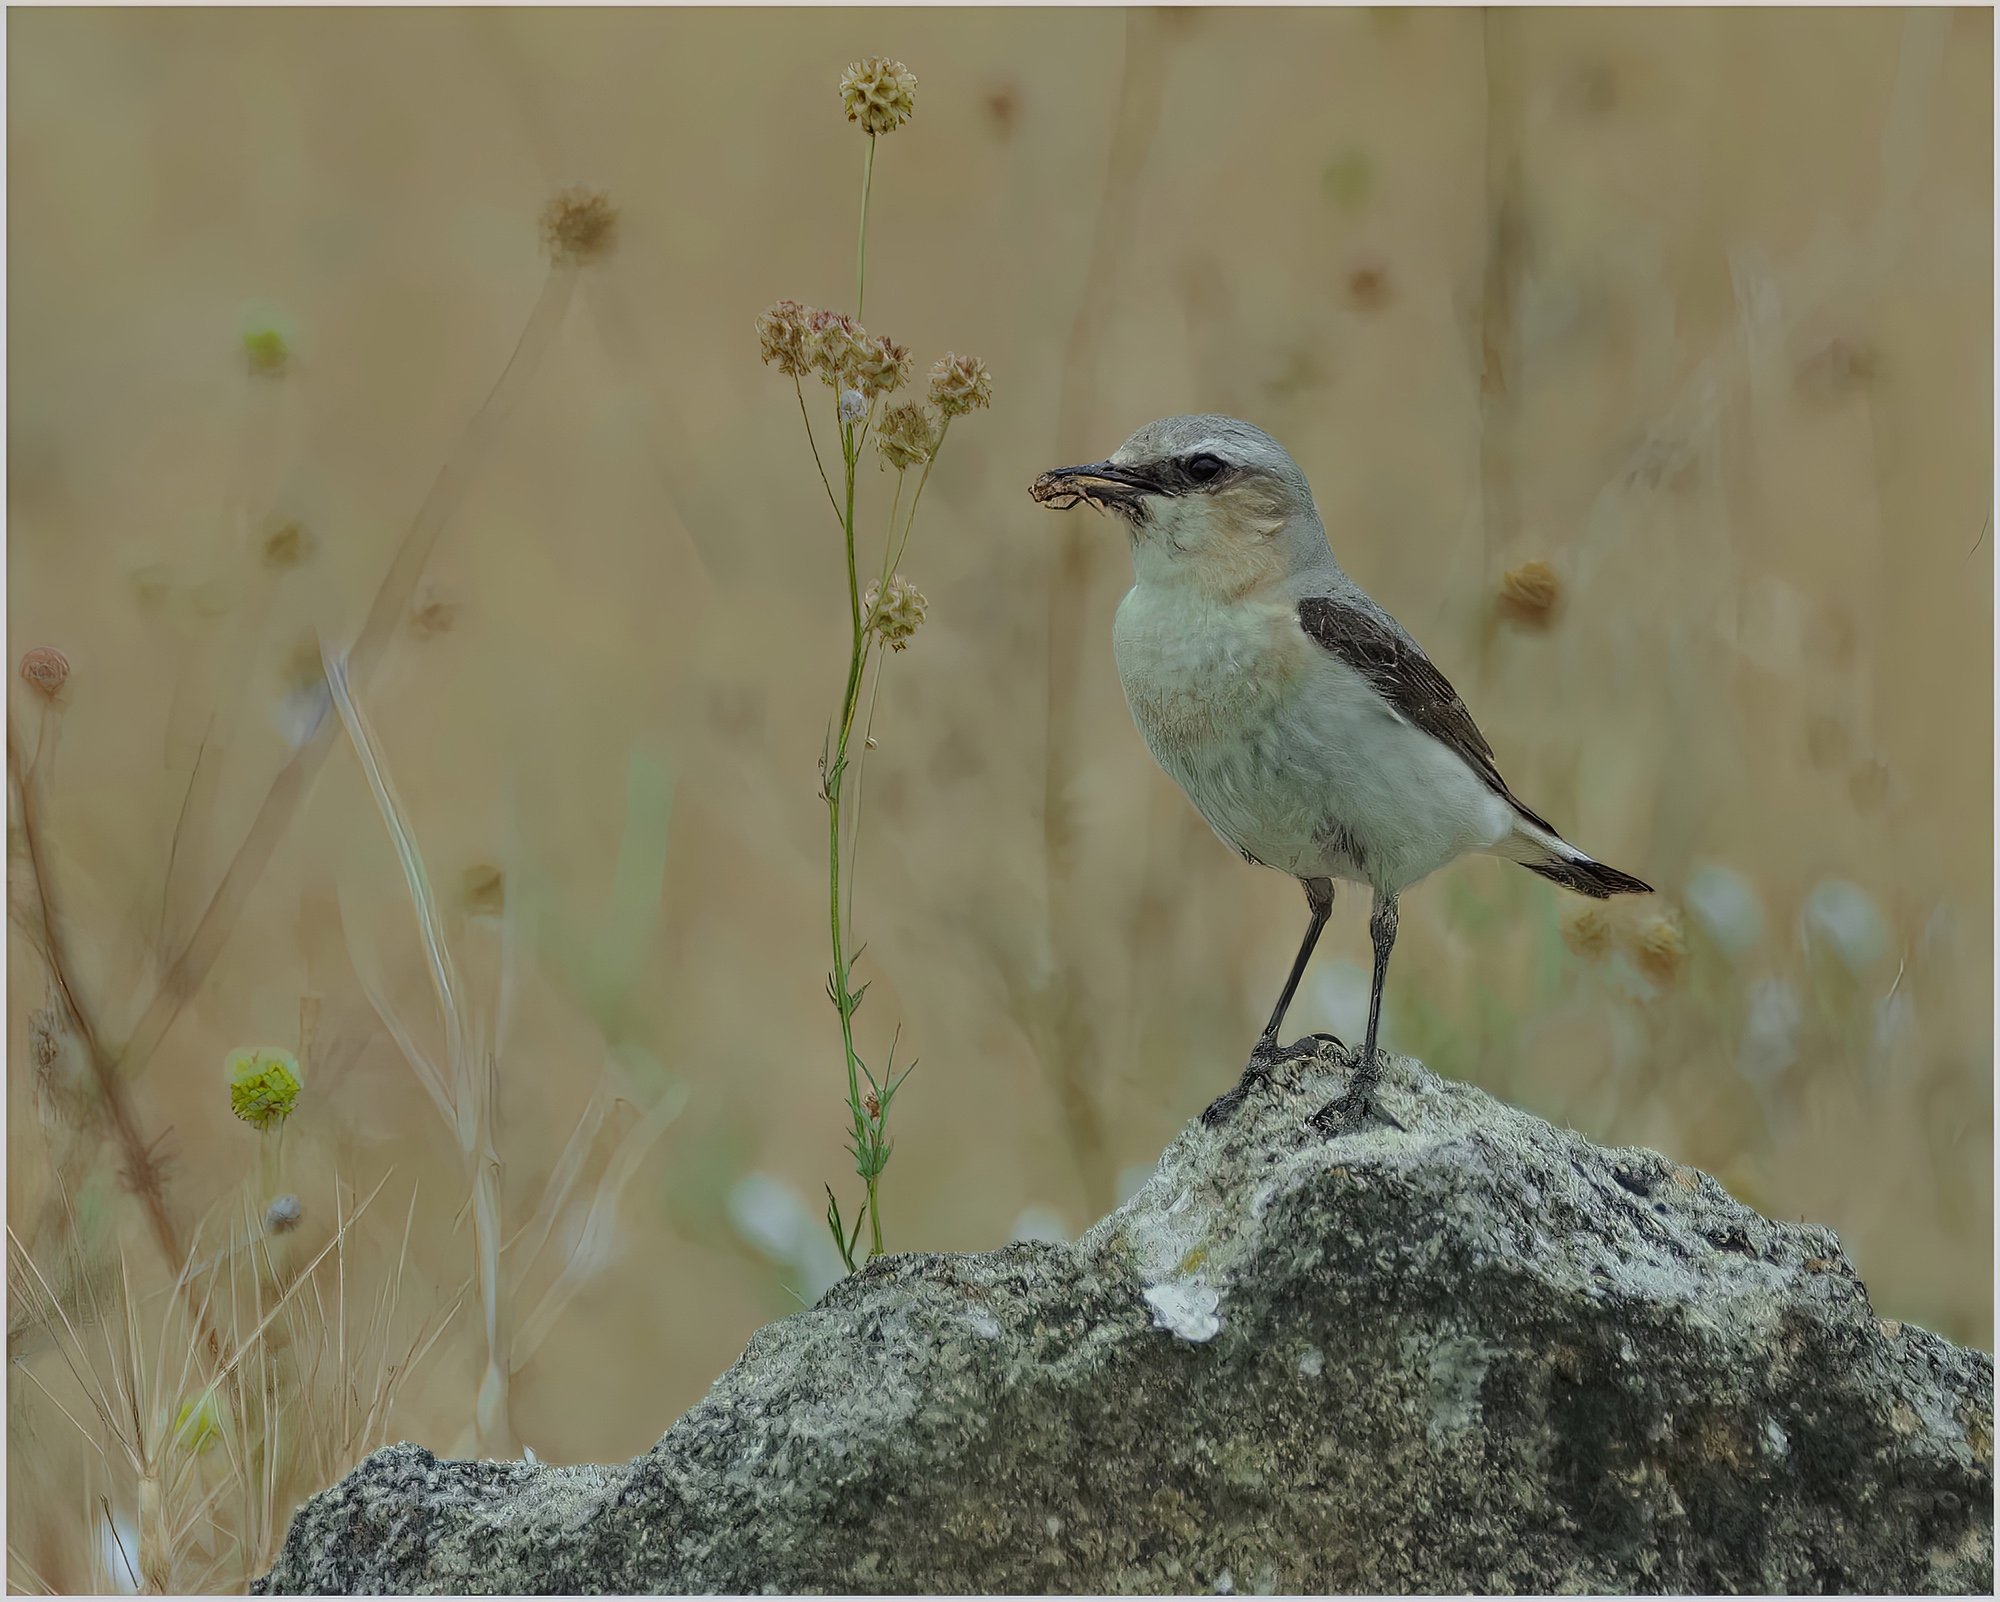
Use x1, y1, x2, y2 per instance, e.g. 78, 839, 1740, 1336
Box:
257, 1049, 1993, 1595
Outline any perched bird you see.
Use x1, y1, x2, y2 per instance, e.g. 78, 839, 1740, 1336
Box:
1030, 415, 1651, 1133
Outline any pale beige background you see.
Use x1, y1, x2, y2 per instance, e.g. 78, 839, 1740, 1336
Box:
9, 7, 1992, 1586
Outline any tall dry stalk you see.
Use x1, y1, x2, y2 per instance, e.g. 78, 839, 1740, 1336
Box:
1032, 9, 1172, 1215
325, 647, 687, 1459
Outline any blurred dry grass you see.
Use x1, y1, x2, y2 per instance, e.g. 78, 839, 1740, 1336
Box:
8, 7, 1991, 1586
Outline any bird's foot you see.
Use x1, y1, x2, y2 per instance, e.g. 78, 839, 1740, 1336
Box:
1305, 1052, 1404, 1137
1201, 1032, 1344, 1127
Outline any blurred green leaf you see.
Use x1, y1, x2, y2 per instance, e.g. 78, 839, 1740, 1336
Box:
544, 742, 677, 1045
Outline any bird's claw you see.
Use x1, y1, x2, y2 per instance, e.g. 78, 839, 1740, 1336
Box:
1255, 1031, 1344, 1070
1306, 1091, 1369, 1137
1306, 1052, 1403, 1137
1202, 1033, 1346, 1128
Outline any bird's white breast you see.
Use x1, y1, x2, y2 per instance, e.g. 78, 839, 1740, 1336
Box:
1111, 580, 1514, 890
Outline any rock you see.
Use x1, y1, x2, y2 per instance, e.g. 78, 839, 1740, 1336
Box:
256, 1048, 1993, 1595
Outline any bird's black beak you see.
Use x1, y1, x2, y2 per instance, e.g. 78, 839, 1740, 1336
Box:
1029, 460, 1155, 518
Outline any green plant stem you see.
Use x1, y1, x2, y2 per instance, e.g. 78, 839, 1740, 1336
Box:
826, 407, 881, 1257
796, 379, 843, 526
855, 134, 877, 318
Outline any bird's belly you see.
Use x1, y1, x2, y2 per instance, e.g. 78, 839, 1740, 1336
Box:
1116, 601, 1511, 889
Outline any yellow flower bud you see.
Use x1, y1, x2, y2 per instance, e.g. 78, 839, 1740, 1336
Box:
228, 1047, 301, 1130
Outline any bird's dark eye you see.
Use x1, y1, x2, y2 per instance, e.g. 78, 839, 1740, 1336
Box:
1186, 453, 1227, 484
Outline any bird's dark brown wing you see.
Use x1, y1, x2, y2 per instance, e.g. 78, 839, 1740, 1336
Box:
1296, 594, 1557, 836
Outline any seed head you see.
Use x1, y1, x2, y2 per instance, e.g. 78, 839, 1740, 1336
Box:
410, 590, 464, 640
852, 333, 913, 400
840, 57, 918, 136
928, 352, 993, 417
18, 647, 69, 699
1498, 560, 1562, 627
264, 1194, 303, 1234
228, 1047, 302, 1130
462, 863, 505, 918
865, 573, 928, 651
876, 401, 941, 471
1629, 914, 1690, 985
1560, 903, 1614, 960
839, 388, 868, 424
261, 521, 315, 572
756, 299, 816, 379
540, 186, 619, 266
806, 309, 870, 389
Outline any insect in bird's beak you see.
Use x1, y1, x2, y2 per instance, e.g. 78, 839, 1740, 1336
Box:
1028, 461, 1155, 519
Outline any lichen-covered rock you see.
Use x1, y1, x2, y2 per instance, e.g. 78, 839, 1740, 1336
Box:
257, 1048, 1993, 1595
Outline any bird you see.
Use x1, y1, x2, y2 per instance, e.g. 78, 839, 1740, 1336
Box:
1029, 415, 1652, 1134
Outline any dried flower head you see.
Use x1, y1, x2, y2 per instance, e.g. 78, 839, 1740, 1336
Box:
29, 1006, 62, 1074
540, 186, 619, 266
928, 352, 993, 417
851, 334, 912, 401
1559, 903, 1614, 960
807, 309, 870, 389
864, 573, 928, 651
840, 57, 918, 136
261, 521, 314, 571
840, 388, 868, 424
29, 1000, 85, 1125
756, 299, 816, 379
876, 401, 941, 471
1498, 560, 1563, 627
18, 647, 69, 699
228, 1047, 302, 1130
264, 1194, 303, 1234
463, 863, 506, 917
410, 587, 464, 640
1629, 913, 1690, 985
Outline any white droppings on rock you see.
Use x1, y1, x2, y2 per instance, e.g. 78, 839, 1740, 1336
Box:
1145, 1281, 1221, 1342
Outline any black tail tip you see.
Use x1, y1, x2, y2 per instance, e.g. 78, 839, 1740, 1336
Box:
1525, 858, 1655, 899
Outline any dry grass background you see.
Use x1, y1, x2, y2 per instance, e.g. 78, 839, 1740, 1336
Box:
7, 6, 1991, 1588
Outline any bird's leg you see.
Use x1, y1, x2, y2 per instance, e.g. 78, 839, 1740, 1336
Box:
1202, 877, 1339, 1127
1310, 889, 1399, 1136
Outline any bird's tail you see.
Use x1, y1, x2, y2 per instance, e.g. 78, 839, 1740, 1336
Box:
1496, 821, 1653, 899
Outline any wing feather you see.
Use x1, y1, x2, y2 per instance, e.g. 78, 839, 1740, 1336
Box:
1295, 595, 1558, 836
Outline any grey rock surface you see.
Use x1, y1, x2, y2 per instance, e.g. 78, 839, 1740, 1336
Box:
257, 1048, 1993, 1595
